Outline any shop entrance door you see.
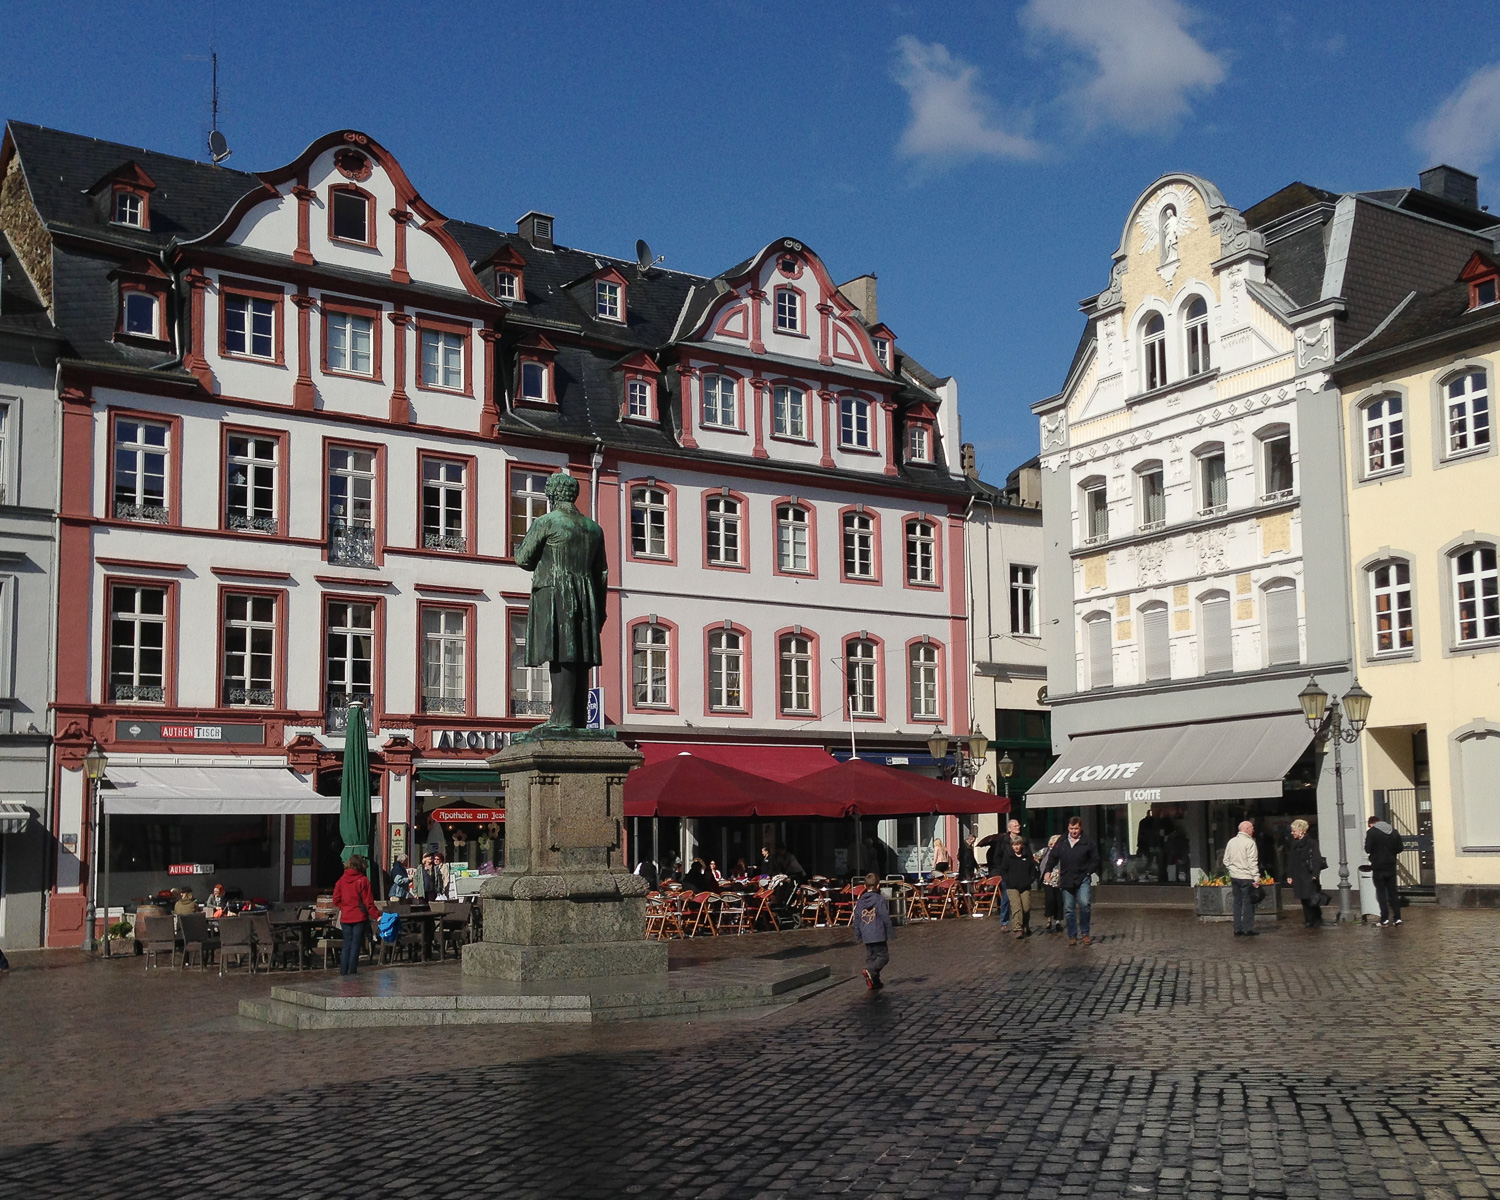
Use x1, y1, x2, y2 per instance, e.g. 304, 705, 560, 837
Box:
1376, 788, 1434, 889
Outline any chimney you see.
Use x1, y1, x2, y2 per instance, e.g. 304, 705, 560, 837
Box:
838, 274, 878, 324
1419, 165, 1479, 210
960, 443, 978, 480
518, 211, 556, 249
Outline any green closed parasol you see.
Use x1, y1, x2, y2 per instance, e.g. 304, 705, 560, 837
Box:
339, 701, 372, 866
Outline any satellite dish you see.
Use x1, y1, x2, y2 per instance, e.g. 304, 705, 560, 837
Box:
208, 129, 232, 164
635, 239, 652, 272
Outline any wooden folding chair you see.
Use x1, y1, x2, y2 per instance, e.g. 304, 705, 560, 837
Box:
687, 892, 720, 937
906, 883, 934, 922
716, 893, 750, 935
829, 886, 860, 926
796, 886, 829, 928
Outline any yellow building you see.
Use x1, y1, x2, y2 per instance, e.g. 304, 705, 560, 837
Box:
1335, 242, 1500, 906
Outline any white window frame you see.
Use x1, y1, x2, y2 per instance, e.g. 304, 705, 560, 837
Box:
846, 638, 878, 718
226, 434, 278, 533
1010, 565, 1036, 635
777, 504, 810, 573
421, 607, 467, 714
780, 634, 814, 714
520, 359, 548, 403
325, 600, 374, 702
495, 272, 518, 302
908, 642, 939, 719
1143, 313, 1167, 391
1197, 447, 1227, 515
1370, 561, 1414, 655
1453, 545, 1500, 645
906, 520, 935, 585
1137, 463, 1165, 531
422, 458, 467, 551
122, 291, 159, 338
633, 623, 671, 708
222, 593, 276, 707
708, 628, 744, 712
1259, 429, 1295, 502
1364, 394, 1405, 476
775, 287, 802, 334
627, 378, 652, 420
420, 328, 465, 391
109, 584, 167, 703
509, 469, 548, 554
705, 495, 741, 567
224, 294, 276, 360
327, 309, 375, 376
509, 610, 551, 717
843, 511, 876, 579
1184, 296, 1210, 377
596, 280, 622, 321
112, 190, 143, 227
631, 486, 669, 559
839, 397, 871, 449
702, 374, 737, 428
873, 336, 890, 368
772, 386, 807, 439
327, 446, 376, 532
1082, 479, 1108, 544
907, 424, 931, 462
113, 417, 170, 522
1445, 371, 1491, 458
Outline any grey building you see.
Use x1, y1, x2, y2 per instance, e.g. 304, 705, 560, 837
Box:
1027, 170, 1498, 901
0, 231, 61, 950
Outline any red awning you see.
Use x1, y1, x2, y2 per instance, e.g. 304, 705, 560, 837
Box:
792, 758, 1008, 816
635, 741, 835, 784
624, 754, 844, 818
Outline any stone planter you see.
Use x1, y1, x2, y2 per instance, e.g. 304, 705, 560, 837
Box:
1194, 884, 1282, 920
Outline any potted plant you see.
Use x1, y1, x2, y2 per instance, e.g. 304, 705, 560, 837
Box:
1193, 871, 1232, 917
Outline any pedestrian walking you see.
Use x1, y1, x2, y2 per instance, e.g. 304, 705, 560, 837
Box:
332, 854, 381, 977
1037, 834, 1064, 932
958, 833, 978, 882
998, 818, 1023, 926
930, 836, 950, 876
1052, 817, 1100, 946
1223, 819, 1260, 937
851, 872, 892, 989
1365, 815, 1405, 926
995, 833, 1039, 938
1286, 819, 1326, 927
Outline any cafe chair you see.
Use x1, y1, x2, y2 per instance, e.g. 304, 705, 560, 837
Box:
829, 886, 860, 927
687, 892, 720, 937
970, 877, 1002, 918
795, 886, 829, 929
177, 913, 219, 970
137, 914, 178, 970
715, 892, 750, 936
217, 916, 256, 976
439, 901, 474, 960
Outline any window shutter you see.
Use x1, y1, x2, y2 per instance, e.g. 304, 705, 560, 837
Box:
1143, 607, 1170, 681
1266, 586, 1299, 665
1202, 597, 1232, 674
1088, 617, 1113, 689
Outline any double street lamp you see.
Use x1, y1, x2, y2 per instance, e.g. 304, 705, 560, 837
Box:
81, 741, 109, 955
926, 726, 991, 787
1297, 675, 1372, 924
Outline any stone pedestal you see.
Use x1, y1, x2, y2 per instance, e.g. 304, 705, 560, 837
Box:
462, 736, 667, 981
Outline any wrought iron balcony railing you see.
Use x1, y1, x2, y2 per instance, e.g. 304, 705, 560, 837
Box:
328, 520, 376, 567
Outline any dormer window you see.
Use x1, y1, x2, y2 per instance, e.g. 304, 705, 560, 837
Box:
596, 280, 621, 321
627, 378, 653, 419
521, 361, 547, 402
496, 273, 518, 301
1474, 277, 1498, 309
907, 423, 931, 463
873, 336, 890, 367
330, 187, 373, 246
775, 287, 802, 334
112, 190, 144, 228
1461, 250, 1500, 311
123, 291, 158, 337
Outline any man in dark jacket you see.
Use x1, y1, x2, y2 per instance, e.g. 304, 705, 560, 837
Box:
1365, 816, 1405, 926
851, 873, 893, 989
1052, 816, 1101, 946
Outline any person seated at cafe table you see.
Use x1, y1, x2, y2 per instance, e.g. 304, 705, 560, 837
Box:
172, 888, 197, 916
682, 857, 719, 893
204, 883, 229, 918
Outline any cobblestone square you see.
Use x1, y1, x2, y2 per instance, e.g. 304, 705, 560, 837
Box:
2, 907, 1497, 1199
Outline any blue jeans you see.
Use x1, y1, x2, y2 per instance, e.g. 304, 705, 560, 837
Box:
340, 920, 366, 975
999, 888, 1011, 924
1062, 878, 1091, 938
1231, 879, 1257, 933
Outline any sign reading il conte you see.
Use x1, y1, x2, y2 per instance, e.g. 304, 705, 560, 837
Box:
1046, 761, 1146, 785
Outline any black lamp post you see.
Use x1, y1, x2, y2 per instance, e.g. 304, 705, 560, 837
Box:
1297, 675, 1372, 924
998, 750, 1015, 810
81, 741, 109, 955
927, 726, 989, 786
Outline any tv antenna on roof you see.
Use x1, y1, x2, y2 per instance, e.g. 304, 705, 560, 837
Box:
635, 238, 664, 275
207, 51, 232, 164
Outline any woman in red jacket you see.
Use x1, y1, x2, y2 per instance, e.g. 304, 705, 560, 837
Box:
331, 855, 381, 976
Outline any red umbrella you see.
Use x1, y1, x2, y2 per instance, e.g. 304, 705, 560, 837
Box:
623, 754, 843, 819
793, 758, 1007, 816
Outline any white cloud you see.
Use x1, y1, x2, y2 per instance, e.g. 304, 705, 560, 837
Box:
893, 36, 1041, 164
1418, 62, 1500, 169
1021, 0, 1225, 133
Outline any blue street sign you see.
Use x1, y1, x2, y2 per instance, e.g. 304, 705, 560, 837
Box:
587, 687, 604, 729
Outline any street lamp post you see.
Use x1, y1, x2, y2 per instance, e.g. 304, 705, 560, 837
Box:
81, 741, 109, 955
998, 750, 1015, 810
927, 726, 989, 787
1297, 675, 1372, 924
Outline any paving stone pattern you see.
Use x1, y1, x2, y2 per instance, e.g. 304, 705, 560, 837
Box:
3, 908, 1500, 1199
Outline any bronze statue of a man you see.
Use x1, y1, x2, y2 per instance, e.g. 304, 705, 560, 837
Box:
513, 472, 608, 733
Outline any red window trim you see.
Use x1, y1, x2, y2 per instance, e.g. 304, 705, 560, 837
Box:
319, 591, 387, 731
101, 574, 179, 709
320, 294, 386, 383
516, 354, 556, 407
901, 512, 945, 591
110, 184, 151, 230
835, 393, 881, 455
773, 625, 821, 720
625, 477, 678, 566
904, 635, 948, 725
416, 599, 478, 720
766, 377, 817, 445
622, 374, 658, 424
321, 435, 387, 567
116, 281, 170, 344
107, 407, 183, 528
506, 460, 564, 561
773, 283, 808, 337
416, 450, 478, 556
698, 369, 745, 432
327, 183, 377, 250
702, 488, 750, 573
770, 495, 819, 579
837, 504, 884, 586
216, 584, 289, 712
593, 266, 629, 324
905, 419, 935, 464
626, 615, 679, 715
219, 423, 291, 538
216, 275, 287, 366
413, 314, 474, 396
703, 621, 754, 718
841, 631, 887, 723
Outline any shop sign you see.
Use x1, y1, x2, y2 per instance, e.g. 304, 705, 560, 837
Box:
431, 808, 504, 823
116, 720, 266, 744
587, 687, 604, 730
430, 730, 511, 752
1124, 788, 1162, 802
1045, 760, 1145, 785
885, 756, 910, 766
168, 863, 215, 875
389, 823, 407, 861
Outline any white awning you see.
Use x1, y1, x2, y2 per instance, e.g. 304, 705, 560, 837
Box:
0, 801, 31, 833
101, 765, 340, 816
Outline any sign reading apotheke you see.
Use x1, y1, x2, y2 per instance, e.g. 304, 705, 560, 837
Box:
431, 730, 512, 752
115, 720, 267, 744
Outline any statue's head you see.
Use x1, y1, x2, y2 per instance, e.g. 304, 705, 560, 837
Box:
544, 472, 580, 505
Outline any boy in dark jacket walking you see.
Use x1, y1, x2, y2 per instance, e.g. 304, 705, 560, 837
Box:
1365, 816, 1405, 926
851, 873, 893, 989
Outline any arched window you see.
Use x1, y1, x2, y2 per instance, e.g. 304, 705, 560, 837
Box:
1195, 442, 1227, 514
776, 503, 811, 573
1452, 544, 1499, 644
906, 519, 936, 585
1369, 560, 1413, 654
1263, 580, 1299, 666
702, 374, 738, 428
1135, 460, 1165, 530
632, 622, 671, 708
1257, 424, 1294, 501
122, 291, 159, 338
779, 633, 814, 714
1443, 370, 1491, 457
1143, 313, 1167, 391
1363, 394, 1405, 475
845, 638, 878, 718
1140, 602, 1169, 682
705, 494, 741, 566
1080, 476, 1108, 543
1184, 296, 1210, 376
1084, 612, 1112, 689
630, 485, 669, 558
842, 510, 876, 579
1199, 591, 1232, 674
707, 628, 744, 711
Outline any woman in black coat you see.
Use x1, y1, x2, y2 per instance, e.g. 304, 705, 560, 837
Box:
1287, 818, 1325, 927
995, 835, 1040, 937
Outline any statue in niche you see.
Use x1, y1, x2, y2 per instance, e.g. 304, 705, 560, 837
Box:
1159, 205, 1180, 265
512, 472, 612, 739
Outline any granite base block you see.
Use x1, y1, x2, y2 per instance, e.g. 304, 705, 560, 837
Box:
461, 938, 668, 981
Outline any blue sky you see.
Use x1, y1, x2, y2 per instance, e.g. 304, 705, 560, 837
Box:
6, 1, 1500, 480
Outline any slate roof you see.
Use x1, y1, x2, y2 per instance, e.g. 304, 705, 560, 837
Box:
0, 231, 58, 342
1336, 280, 1500, 374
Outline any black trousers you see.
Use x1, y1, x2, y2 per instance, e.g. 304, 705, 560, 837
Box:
1373, 869, 1402, 922
863, 940, 889, 979
1299, 897, 1323, 926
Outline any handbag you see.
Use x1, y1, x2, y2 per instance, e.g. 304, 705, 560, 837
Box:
1249, 884, 1265, 904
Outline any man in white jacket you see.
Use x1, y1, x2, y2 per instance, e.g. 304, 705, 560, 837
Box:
1223, 820, 1261, 937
